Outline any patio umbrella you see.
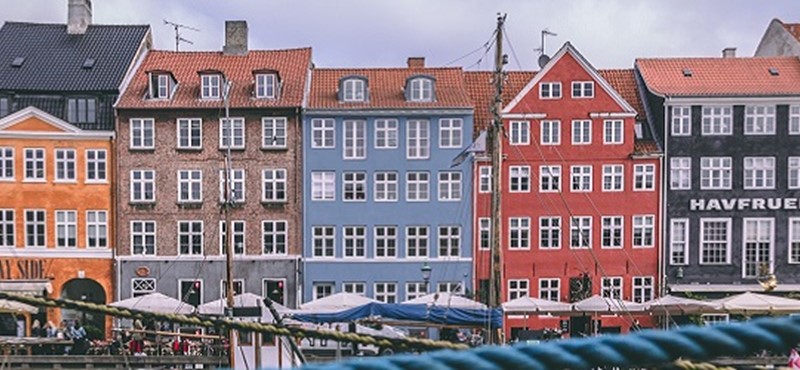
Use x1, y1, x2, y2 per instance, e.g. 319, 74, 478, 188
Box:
402, 292, 488, 310
572, 295, 645, 314
109, 292, 195, 315
196, 292, 293, 318
644, 295, 720, 315
502, 296, 572, 315
299, 292, 379, 313
0, 299, 37, 314
712, 292, 800, 314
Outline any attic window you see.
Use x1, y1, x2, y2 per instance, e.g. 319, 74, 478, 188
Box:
11, 57, 24, 68
255, 73, 278, 99
342, 78, 366, 102
634, 122, 644, 139
82, 58, 95, 69
149, 72, 175, 99
769, 68, 779, 76
682, 68, 692, 77
407, 76, 434, 102
201, 74, 222, 99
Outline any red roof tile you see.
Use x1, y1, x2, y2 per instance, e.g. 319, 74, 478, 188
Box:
633, 140, 660, 156
782, 21, 800, 42
117, 48, 312, 109
636, 57, 800, 97
307, 67, 472, 109
599, 69, 645, 118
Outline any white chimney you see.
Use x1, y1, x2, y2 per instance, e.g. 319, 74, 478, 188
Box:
223, 20, 248, 56
722, 47, 737, 58
67, 0, 92, 35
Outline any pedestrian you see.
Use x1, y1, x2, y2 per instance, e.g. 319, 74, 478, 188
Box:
69, 320, 87, 354
31, 320, 42, 337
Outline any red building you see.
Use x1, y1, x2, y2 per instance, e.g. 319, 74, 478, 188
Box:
467, 43, 662, 339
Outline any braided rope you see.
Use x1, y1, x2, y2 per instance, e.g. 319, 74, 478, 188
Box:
295, 316, 800, 370
0, 292, 466, 352
674, 359, 735, 370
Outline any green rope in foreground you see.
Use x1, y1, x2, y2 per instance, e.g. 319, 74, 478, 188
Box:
0, 292, 467, 352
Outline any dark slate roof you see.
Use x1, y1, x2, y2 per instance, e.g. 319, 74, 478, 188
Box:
0, 22, 150, 92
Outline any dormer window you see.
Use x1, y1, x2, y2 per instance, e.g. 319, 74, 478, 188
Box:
255, 73, 278, 99
148, 71, 176, 100
408, 77, 433, 102
201, 73, 223, 99
342, 77, 366, 102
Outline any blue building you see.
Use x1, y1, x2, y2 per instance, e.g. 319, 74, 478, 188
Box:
302, 58, 474, 303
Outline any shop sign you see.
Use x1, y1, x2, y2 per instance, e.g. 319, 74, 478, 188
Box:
689, 198, 799, 212
0, 259, 50, 280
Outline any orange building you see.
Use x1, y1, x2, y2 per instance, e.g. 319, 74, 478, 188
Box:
0, 107, 114, 334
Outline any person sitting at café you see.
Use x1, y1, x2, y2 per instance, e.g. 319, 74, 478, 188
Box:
69, 321, 87, 355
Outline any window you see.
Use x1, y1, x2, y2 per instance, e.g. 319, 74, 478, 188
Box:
789, 218, 800, 264
633, 164, 655, 191
632, 276, 654, 303
178, 221, 203, 255
540, 166, 561, 192
24, 148, 44, 181
406, 226, 428, 258
438, 226, 460, 257
262, 169, 287, 202
178, 170, 203, 203
670, 157, 691, 190
407, 120, 430, 159
540, 82, 562, 99
220, 220, 245, 255
603, 120, 623, 144
311, 172, 335, 201
85, 210, 107, 248
743, 218, 773, 278
539, 278, 560, 301
437, 282, 461, 294
540, 217, 560, 249
479, 166, 492, 193
262, 221, 287, 255
406, 172, 429, 201
131, 221, 156, 255
343, 282, 366, 296
571, 165, 592, 192
55, 210, 77, 248
508, 279, 529, 300
343, 78, 365, 102
700, 218, 731, 264
409, 78, 433, 102
85, 149, 106, 182
130, 118, 155, 149
151, 74, 171, 99
510, 166, 530, 192
601, 165, 624, 191
438, 171, 461, 201
0, 147, 12, 180
343, 226, 366, 258
671, 106, 691, 136
406, 282, 427, 300
670, 219, 689, 265
311, 119, 335, 148
66, 98, 96, 124
541, 120, 560, 145
262, 117, 287, 149
0, 98, 8, 117
572, 81, 594, 98
219, 169, 245, 203
633, 215, 655, 248
702, 314, 730, 326
374, 172, 398, 201
572, 120, 591, 145
132, 278, 156, 298
179, 280, 202, 307
601, 277, 622, 299
312, 226, 335, 257
374, 226, 397, 258
743, 157, 775, 189
601, 216, 623, 249
343, 172, 367, 201
25, 210, 45, 247
220, 280, 244, 298
374, 283, 397, 303
791, 105, 800, 134
201, 74, 221, 99
745, 105, 776, 135
343, 120, 366, 159
439, 118, 463, 148
177, 118, 202, 149
0, 210, 13, 247
790, 157, 800, 189
700, 157, 732, 190
509, 218, 530, 250
256, 73, 277, 99
375, 119, 398, 149
314, 283, 334, 300
478, 218, 490, 250
220, 118, 245, 149
570, 216, 591, 249
701, 106, 732, 135
55, 149, 76, 181
510, 121, 530, 145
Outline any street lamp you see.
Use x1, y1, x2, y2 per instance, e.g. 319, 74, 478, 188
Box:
421, 262, 432, 294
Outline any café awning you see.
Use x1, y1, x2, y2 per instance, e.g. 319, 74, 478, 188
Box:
0, 280, 53, 295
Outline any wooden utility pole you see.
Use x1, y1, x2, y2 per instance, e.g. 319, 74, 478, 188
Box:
488, 13, 506, 345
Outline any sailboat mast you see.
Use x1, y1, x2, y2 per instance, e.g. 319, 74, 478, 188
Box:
222, 81, 236, 367
488, 13, 506, 344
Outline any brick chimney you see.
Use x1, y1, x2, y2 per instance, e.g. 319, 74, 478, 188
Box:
223, 20, 248, 56
722, 47, 737, 58
67, 0, 92, 35
407, 57, 425, 68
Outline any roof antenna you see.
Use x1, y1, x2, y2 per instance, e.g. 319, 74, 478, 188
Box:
164, 19, 200, 52
534, 28, 557, 68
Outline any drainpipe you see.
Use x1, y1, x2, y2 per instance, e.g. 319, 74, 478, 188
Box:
660, 99, 669, 297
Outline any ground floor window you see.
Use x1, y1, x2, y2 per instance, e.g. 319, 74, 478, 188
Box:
131, 278, 156, 298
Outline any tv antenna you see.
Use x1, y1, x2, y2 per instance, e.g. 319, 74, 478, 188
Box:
164, 19, 200, 51
534, 28, 557, 68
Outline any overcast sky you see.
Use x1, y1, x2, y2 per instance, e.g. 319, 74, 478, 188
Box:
3, 0, 799, 70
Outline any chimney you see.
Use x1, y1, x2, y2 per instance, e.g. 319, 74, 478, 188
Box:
407, 57, 425, 68
67, 0, 92, 35
722, 47, 737, 58
223, 20, 248, 56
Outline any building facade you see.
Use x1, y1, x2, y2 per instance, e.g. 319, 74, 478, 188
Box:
115, 22, 310, 308
637, 55, 800, 301
302, 58, 474, 303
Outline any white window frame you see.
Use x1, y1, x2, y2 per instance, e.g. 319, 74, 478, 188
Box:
601, 277, 623, 299
0, 210, 14, 247
262, 220, 287, 255
405, 226, 428, 258
572, 120, 591, 145
261, 169, 287, 203
670, 157, 691, 190
24, 148, 45, 181
539, 82, 562, 99
406, 282, 426, 300
343, 172, 367, 202
439, 118, 463, 148
220, 279, 244, 299
54, 149, 76, 182
571, 81, 594, 98
313, 283, 334, 300
374, 119, 398, 149
670, 219, 689, 266
201, 74, 221, 99
24, 210, 46, 248
700, 157, 732, 190
343, 78, 366, 102
311, 118, 335, 148
539, 165, 561, 192
130, 118, 155, 149
540, 216, 560, 249
789, 218, 800, 264
479, 166, 492, 193
177, 220, 203, 256
374, 226, 398, 258
632, 276, 654, 303
791, 105, 800, 135
700, 218, 732, 265
789, 157, 800, 189
743, 157, 775, 190
374, 282, 398, 303
343, 120, 366, 159
220, 220, 246, 255
478, 217, 490, 251
130, 170, 155, 203
602, 164, 624, 192
85, 149, 107, 183
601, 216, 623, 249
634, 164, 655, 191
632, 215, 655, 248
155, 74, 170, 99
406, 120, 430, 159
262, 117, 287, 149
570, 165, 592, 192
177, 170, 203, 203
701, 106, 733, 135
219, 169, 245, 203
539, 278, 560, 302
374, 172, 398, 202
255, 73, 277, 99
311, 171, 335, 201
742, 218, 774, 279
0, 147, 13, 181
86, 210, 107, 248
438, 171, 462, 201
541, 120, 560, 145
177, 118, 202, 150
570, 216, 592, 249
702, 314, 730, 326
508, 279, 529, 300
509, 217, 530, 250
343, 282, 366, 296
603, 120, 623, 144
55, 210, 77, 248
744, 105, 776, 135
312, 226, 335, 258
409, 78, 433, 102
406, 171, 429, 202
510, 121, 530, 145
509, 166, 530, 193
130, 220, 156, 256
343, 225, 367, 258
219, 117, 245, 150
671, 106, 691, 136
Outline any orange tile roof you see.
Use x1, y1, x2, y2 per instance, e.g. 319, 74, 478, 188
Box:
635, 57, 800, 97
782, 21, 800, 42
599, 69, 645, 118
307, 67, 472, 109
117, 48, 312, 109
633, 140, 660, 156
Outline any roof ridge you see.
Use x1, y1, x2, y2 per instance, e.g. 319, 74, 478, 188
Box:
637, 56, 799, 61
149, 47, 311, 55
313, 66, 463, 71
2, 21, 148, 27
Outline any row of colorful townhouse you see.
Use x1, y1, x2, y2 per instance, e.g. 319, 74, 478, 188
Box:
1, 0, 800, 336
